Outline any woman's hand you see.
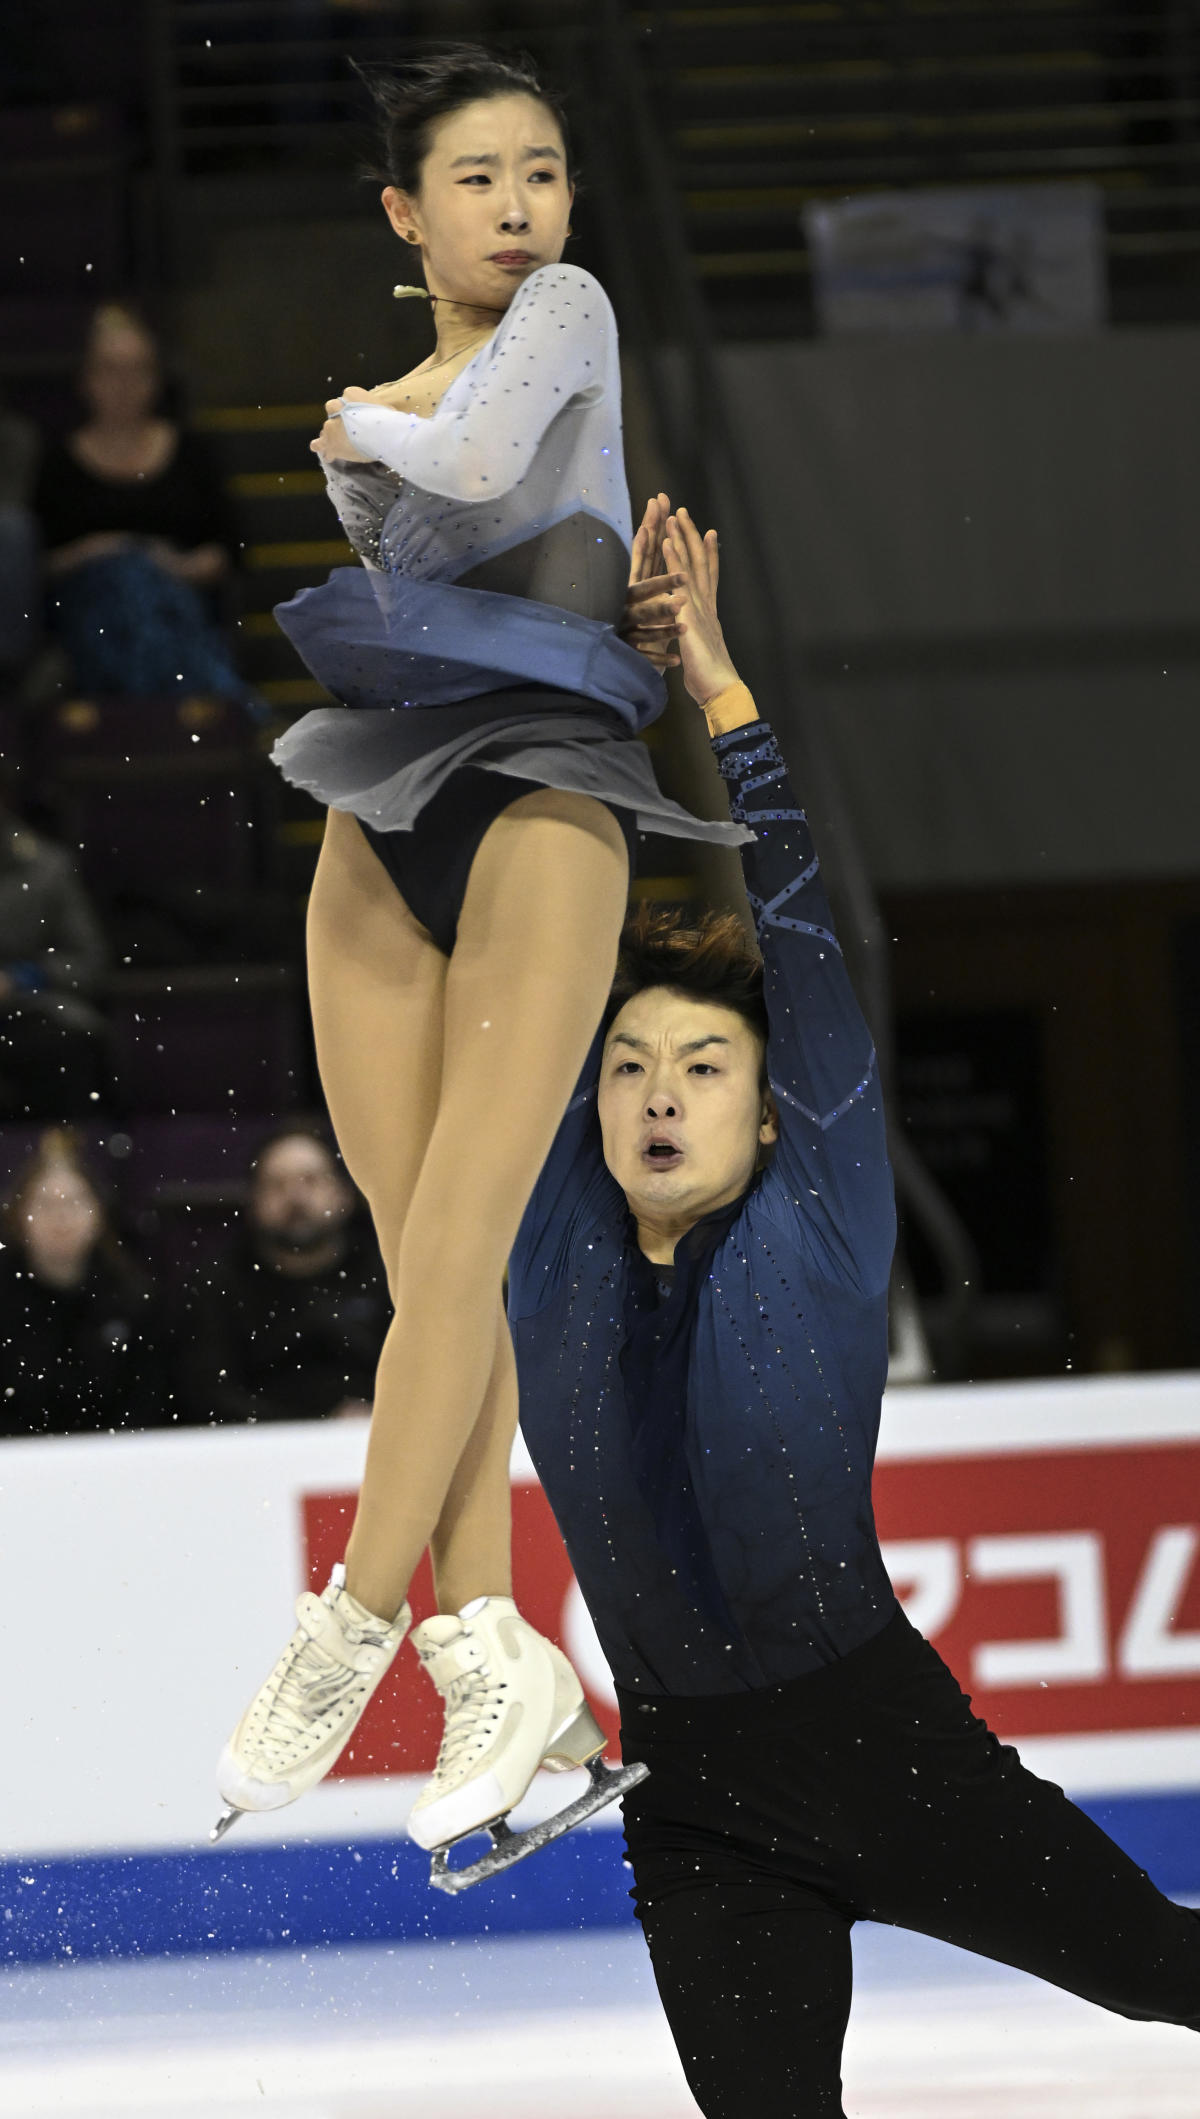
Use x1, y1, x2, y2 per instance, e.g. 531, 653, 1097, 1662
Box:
144, 538, 228, 586
620, 491, 682, 670
311, 393, 373, 464
661, 508, 741, 711
46, 531, 134, 575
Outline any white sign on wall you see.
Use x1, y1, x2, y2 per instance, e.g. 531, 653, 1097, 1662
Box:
804, 184, 1108, 335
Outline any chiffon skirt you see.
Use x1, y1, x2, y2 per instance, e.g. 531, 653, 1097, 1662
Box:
271, 685, 753, 850
269, 566, 753, 851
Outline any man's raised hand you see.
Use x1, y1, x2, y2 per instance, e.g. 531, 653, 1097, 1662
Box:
661, 508, 740, 710
621, 491, 682, 671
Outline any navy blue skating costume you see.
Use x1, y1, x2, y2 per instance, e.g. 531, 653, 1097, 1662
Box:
510, 711, 1200, 2119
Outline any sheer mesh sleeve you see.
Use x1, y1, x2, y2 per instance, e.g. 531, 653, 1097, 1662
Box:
713, 720, 896, 1297
339, 265, 613, 504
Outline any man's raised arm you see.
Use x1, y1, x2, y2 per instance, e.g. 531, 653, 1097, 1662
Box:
661, 509, 895, 1295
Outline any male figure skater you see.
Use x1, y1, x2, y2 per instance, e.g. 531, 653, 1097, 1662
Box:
416, 509, 1200, 2116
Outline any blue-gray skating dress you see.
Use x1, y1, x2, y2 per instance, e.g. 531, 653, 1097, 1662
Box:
269, 263, 752, 854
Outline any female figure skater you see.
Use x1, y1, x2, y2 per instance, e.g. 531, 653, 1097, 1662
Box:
213, 46, 746, 1859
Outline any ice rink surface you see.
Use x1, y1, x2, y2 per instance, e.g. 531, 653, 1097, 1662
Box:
2, 1921, 1197, 2119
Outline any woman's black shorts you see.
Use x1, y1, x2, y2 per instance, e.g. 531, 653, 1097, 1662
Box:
358, 765, 639, 956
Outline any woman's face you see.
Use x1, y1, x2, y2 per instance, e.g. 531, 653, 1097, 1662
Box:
82, 322, 161, 426
20, 1168, 101, 1285
383, 92, 573, 311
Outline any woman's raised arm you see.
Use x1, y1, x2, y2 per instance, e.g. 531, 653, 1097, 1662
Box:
332, 265, 614, 503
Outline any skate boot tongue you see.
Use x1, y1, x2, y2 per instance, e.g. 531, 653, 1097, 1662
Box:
412, 1614, 468, 1653
411, 1614, 489, 1693
458, 1594, 517, 1620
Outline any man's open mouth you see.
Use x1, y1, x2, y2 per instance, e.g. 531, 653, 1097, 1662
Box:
642, 1140, 684, 1169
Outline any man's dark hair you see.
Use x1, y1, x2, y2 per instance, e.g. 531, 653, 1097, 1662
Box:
355, 43, 577, 196
605, 904, 767, 1046
249, 1120, 341, 1185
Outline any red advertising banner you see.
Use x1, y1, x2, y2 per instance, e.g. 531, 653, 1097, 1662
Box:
874, 1443, 1200, 1739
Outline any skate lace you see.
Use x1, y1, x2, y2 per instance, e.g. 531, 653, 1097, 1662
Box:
258, 1628, 382, 1755
432, 1667, 508, 1784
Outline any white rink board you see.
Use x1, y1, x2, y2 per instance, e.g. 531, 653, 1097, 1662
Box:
2, 1373, 1200, 1862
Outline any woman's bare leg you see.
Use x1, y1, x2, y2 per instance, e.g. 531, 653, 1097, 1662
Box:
343, 787, 629, 1621
308, 808, 518, 1610
429, 1293, 519, 1614
306, 806, 447, 1279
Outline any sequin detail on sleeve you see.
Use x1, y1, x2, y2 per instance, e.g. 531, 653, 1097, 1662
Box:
335, 265, 630, 568
714, 720, 896, 1294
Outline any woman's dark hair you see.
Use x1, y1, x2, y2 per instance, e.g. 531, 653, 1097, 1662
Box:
78, 300, 181, 422
1, 1126, 140, 1283
605, 904, 768, 1049
355, 43, 577, 195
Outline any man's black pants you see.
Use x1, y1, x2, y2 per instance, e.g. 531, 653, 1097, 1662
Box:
618, 1606, 1200, 2118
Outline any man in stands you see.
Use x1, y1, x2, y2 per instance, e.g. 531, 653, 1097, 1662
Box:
178, 1123, 390, 1425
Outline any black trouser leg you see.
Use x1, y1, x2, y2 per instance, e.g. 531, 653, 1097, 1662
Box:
619, 1611, 1200, 2117
847, 1636, 1200, 2028
636, 1876, 853, 2119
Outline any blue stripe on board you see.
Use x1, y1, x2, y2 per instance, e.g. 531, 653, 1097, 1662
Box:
3, 1792, 1199, 1965
0, 1825, 635, 1966
1079, 1790, 1200, 1899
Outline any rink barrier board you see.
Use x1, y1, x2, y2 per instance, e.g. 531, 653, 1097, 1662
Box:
5, 1376, 1200, 1962
4, 1790, 1200, 1967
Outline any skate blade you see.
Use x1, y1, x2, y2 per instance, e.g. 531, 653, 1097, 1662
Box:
427, 1757, 649, 1896
210, 1806, 243, 1844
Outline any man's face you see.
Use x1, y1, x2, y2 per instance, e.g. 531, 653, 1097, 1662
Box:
598, 988, 778, 1238
250, 1137, 351, 1253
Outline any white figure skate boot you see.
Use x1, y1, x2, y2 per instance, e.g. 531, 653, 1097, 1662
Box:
212, 1564, 410, 1841
408, 1595, 648, 1894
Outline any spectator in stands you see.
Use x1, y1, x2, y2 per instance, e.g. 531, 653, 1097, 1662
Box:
0, 1129, 171, 1437
33, 303, 257, 711
0, 785, 110, 1119
177, 1123, 391, 1425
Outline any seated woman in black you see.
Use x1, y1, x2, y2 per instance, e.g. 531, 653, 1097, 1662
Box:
33, 303, 254, 711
